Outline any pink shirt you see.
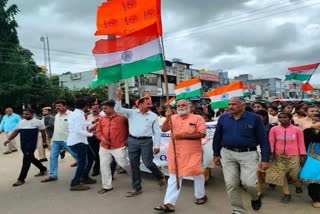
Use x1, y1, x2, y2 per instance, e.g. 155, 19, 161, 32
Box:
269, 124, 306, 156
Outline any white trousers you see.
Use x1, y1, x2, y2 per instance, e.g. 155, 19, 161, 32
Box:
99, 146, 131, 189
164, 174, 206, 205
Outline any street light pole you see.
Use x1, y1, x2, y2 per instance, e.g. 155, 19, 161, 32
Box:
40, 36, 47, 69
46, 36, 52, 78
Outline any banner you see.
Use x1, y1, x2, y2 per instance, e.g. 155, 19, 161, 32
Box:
152, 121, 217, 168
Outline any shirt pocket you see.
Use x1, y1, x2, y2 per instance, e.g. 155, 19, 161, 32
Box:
240, 125, 254, 138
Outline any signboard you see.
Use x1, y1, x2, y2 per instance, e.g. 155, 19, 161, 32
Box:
199, 73, 220, 82
140, 86, 163, 96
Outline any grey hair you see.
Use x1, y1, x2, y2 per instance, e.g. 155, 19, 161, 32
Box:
230, 97, 246, 104
176, 99, 192, 106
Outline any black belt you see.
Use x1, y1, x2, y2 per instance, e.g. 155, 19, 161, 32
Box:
223, 146, 257, 152
129, 135, 152, 140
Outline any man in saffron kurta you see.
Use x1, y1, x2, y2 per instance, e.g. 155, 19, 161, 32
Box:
154, 99, 207, 213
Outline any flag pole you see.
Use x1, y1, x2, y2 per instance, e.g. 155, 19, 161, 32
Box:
161, 36, 180, 190
160, 36, 169, 102
168, 116, 180, 190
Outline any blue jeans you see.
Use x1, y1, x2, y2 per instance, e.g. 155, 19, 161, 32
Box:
49, 141, 76, 178
70, 143, 94, 186
128, 137, 164, 190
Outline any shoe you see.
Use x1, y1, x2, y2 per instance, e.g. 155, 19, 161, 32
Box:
60, 151, 66, 159
41, 176, 58, 182
70, 184, 90, 191
281, 194, 291, 203
70, 162, 77, 167
98, 188, 113, 194
158, 176, 166, 188
80, 177, 96, 184
91, 171, 100, 177
12, 180, 25, 187
313, 202, 320, 208
251, 196, 262, 210
296, 186, 303, 194
125, 188, 143, 197
34, 170, 48, 177
3, 150, 12, 155
39, 158, 48, 162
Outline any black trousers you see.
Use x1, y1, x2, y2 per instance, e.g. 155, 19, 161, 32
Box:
308, 183, 320, 202
18, 148, 47, 181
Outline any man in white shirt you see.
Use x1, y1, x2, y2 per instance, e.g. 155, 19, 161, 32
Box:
4, 108, 48, 186
67, 98, 97, 191
41, 100, 77, 183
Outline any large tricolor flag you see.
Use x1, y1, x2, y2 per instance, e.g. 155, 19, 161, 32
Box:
174, 77, 202, 100
285, 62, 320, 81
207, 81, 244, 109
95, 0, 162, 36
91, 24, 164, 87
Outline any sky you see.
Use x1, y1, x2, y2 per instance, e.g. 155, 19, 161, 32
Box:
8, 0, 320, 83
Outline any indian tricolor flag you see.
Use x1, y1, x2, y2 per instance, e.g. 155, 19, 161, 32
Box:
285, 62, 320, 81
91, 24, 164, 87
165, 97, 176, 107
243, 86, 250, 97
174, 77, 202, 100
207, 81, 244, 109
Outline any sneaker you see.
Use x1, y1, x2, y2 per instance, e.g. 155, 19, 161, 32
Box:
80, 176, 96, 184
12, 180, 25, 187
117, 168, 126, 174
281, 194, 291, 203
70, 184, 90, 191
251, 196, 262, 210
296, 186, 303, 194
313, 202, 320, 208
41, 176, 58, 182
39, 158, 48, 162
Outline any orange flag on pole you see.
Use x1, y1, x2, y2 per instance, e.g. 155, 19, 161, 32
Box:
95, 0, 162, 36
301, 82, 314, 91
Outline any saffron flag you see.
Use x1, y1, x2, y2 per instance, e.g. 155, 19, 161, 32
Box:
90, 24, 164, 87
165, 97, 176, 106
207, 81, 244, 109
285, 62, 320, 81
95, 0, 162, 36
174, 77, 202, 100
301, 82, 314, 92
243, 86, 250, 97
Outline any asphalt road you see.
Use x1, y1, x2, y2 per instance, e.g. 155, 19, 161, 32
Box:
0, 133, 318, 214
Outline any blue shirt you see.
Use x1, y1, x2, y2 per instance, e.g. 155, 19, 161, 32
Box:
115, 101, 161, 148
213, 111, 270, 162
0, 113, 21, 132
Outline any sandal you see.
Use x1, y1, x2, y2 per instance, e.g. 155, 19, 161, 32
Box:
194, 195, 208, 205
125, 188, 143, 197
98, 188, 113, 194
154, 204, 175, 213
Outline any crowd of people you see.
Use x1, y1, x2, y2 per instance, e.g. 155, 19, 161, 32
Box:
0, 93, 320, 213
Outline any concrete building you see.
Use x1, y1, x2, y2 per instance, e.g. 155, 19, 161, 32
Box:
233, 74, 282, 98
